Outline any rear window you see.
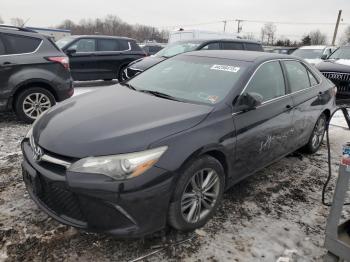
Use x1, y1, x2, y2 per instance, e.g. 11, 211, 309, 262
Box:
2, 33, 41, 54
245, 43, 263, 51
221, 42, 244, 50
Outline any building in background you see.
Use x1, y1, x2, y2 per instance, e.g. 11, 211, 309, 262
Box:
25, 27, 71, 41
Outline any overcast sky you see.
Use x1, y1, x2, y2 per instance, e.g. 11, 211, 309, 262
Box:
1, 0, 349, 43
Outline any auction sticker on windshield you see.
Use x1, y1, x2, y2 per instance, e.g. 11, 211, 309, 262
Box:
211, 65, 240, 73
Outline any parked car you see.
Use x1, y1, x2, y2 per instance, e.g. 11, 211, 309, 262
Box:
168, 29, 239, 43
292, 45, 337, 65
55, 35, 145, 81
123, 39, 263, 80
316, 45, 350, 104
140, 43, 165, 56
0, 25, 73, 123
22, 50, 336, 237
270, 47, 298, 55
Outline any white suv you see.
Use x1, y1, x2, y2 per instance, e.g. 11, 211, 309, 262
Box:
292, 45, 337, 65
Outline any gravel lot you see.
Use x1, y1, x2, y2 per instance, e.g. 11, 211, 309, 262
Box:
0, 83, 349, 262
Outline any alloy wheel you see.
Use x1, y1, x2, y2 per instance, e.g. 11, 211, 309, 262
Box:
22, 93, 52, 120
181, 168, 220, 223
311, 116, 326, 149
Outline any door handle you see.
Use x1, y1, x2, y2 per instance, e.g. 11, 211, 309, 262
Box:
286, 104, 292, 109
2, 61, 16, 67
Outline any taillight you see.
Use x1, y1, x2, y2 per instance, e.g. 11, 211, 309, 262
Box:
46, 56, 70, 70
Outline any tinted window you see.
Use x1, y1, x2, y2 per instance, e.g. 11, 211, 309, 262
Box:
119, 40, 129, 51
128, 56, 249, 105
201, 43, 220, 50
245, 43, 262, 51
221, 42, 244, 50
98, 39, 119, 51
0, 37, 5, 55
244, 61, 285, 102
69, 39, 96, 52
2, 33, 41, 54
130, 41, 142, 51
308, 70, 318, 86
284, 61, 310, 92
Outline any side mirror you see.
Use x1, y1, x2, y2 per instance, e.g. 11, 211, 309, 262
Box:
236, 92, 263, 112
321, 54, 328, 60
65, 48, 76, 56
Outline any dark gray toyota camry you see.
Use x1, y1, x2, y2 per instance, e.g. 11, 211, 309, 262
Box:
22, 51, 336, 237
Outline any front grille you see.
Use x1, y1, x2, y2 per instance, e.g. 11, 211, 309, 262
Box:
322, 72, 350, 82
36, 175, 85, 222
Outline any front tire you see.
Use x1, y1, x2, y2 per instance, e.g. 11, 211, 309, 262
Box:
303, 113, 327, 154
168, 155, 225, 231
14, 87, 55, 124
117, 65, 128, 82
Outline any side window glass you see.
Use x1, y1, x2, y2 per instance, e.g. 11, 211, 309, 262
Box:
221, 42, 244, 50
70, 39, 96, 52
119, 40, 130, 51
308, 70, 318, 86
2, 33, 41, 54
244, 61, 286, 102
245, 43, 263, 51
201, 43, 220, 50
98, 39, 119, 51
284, 61, 310, 92
0, 37, 5, 55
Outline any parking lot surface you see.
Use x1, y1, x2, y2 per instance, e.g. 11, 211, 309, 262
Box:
0, 82, 349, 261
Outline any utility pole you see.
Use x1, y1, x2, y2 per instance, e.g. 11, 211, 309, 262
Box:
236, 19, 243, 34
332, 10, 342, 45
223, 20, 227, 32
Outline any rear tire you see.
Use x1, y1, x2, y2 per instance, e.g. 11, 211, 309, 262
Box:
14, 87, 55, 124
303, 113, 327, 154
168, 155, 225, 231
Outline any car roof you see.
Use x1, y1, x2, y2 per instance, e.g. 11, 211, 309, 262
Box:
173, 38, 261, 45
182, 50, 296, 62
70, 35, 135, 41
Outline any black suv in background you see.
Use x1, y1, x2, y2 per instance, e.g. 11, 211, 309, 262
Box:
123, 39, 263, 80
316, 45, 350, 104
0, 25, 73, 123
56, 35, 146, 81
140, 43, 165, 56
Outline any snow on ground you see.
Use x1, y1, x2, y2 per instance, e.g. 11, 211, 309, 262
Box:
0, 84, 349, 261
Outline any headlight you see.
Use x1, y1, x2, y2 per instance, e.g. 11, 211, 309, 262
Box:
68, 146, 168, 180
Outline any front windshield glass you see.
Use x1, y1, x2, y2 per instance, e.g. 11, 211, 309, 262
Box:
328, 47, 350, 59
127, 55, 249, 105
155, 41, 201, 58
55, 36, 75, 49
292, 49, 324, 59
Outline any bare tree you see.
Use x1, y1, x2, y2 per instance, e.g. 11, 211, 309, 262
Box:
309, 30, 327, 45
261, 23, 276, 45
0, 16, 4, 24
10, 17, 24, 27
339, 26, 350, 45
242, 32, 255, 40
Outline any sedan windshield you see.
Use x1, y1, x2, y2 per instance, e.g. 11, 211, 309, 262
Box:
155, 41, 201, 58
328, 47, 350, 59
55, 36, 75, 49
292, 49, 324, 59
127, 55, 249, 105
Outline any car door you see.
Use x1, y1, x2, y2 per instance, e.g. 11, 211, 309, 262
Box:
66, 38, 97, 80
232, 60, 294, 177
282, 60, 327, 149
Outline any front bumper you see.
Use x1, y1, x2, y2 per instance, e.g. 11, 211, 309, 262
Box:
21, 140, 174, 237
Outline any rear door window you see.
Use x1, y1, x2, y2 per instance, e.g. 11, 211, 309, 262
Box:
2, 33, 41, 54
98, 39, 120, 51
118, 40, 130, 51
284, 61, 311, 92
69, 39, 96, 52
244, 61, 286, 102
221, 42, 244, 50
245, 43, 263, 51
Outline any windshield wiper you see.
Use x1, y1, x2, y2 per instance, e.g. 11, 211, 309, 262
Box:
138, 90, 183, 102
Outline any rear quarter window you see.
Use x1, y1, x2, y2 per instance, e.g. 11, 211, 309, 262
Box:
119, 40, 130, 51
2, 33, 42, 54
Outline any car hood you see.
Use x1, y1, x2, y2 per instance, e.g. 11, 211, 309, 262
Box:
128, 56, 167, 71
34, 85, 212, 158
304, 58, 322, 65
316, 59, 350, 73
